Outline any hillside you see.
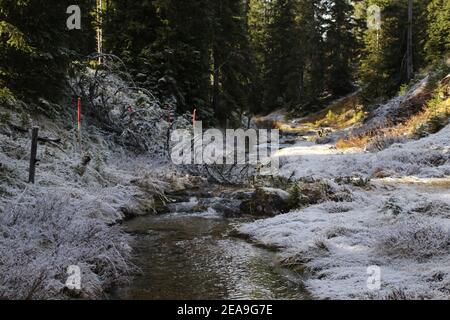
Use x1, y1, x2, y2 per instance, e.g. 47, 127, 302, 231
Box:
239, 72, 450, 299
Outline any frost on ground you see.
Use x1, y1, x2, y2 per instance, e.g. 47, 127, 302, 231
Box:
0, 193, 132, 299
240, 182, 450, 299
239, 86, 450, 299
276, 123, 450, 180
0, 65, 192, 299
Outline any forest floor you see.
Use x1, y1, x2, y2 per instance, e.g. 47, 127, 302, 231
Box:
239, 74, 450, 299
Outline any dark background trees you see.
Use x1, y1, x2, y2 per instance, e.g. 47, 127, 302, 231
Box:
1, 0, 449, 124
0, 0, 95, 104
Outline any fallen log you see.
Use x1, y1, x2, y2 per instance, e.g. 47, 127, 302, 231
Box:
7, 122, 62, 144
37, 136, 62, 144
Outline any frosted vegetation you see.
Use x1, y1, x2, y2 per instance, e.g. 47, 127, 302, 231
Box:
239, 73, 450, 299
0, 64, 449, 299
0, 62, 191, 299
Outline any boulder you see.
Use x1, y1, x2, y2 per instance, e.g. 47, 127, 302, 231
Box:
240, 187, 290, 217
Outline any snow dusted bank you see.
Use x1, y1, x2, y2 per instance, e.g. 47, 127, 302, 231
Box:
0, 65, 191, 299
240, 90, 450, 299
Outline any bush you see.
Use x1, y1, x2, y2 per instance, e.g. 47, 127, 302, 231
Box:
288, 179, 353, 209
336, 135, 370, 149
381, 197, 404, 216
0, 195, 132, 299
377, 219, 450, 260
427, 114, 448, 134
366, 135, 408, 152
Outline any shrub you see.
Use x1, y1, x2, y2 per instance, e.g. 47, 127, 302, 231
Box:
0, 111, 11, 124
336, 135, 370, 149
427, 114, 447, 134
381, 197, 404, 216
288, 179, 353, 209
377, 219, 450, 260
366, 135, 408, 152
0, 195, 133, 299
398, 84, 409, 96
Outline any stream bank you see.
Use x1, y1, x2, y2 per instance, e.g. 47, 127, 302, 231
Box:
112, 185, 310, 300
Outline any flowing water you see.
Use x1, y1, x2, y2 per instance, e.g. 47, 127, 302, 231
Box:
113, 129, 313, 300
112, 208, 309, 300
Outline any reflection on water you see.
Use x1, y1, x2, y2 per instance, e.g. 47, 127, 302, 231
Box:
112, 212, 309, 300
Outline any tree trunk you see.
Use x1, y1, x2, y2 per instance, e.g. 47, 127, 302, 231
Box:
97, 0, 103, 64
212, 48, 220, 118
406, 0, 414, 82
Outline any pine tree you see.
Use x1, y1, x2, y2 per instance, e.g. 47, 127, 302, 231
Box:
0, 0, 95, 104
247, 0, 271, 113
425, 0, 450, 63
324, 0, 357, 96
104, 0, 161, 64
358, 0, 435, 100
358, 0, 409, 99
263, 0, 304, 110
297, 0, 326, 110
151, 0, 212, 115
210, 0, 257, 125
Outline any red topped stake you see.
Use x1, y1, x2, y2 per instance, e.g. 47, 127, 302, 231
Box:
193, 108, 197, 127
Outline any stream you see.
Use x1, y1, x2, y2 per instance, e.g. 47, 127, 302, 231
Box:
112, 189, 310, 300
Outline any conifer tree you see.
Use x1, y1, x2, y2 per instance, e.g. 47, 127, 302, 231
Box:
263, 0, 304, 110
0, 0, 95, 103
324, 0, 357, 96
210, 0, 256, 124
358, 0, 409, 99
425, 0, 450, 63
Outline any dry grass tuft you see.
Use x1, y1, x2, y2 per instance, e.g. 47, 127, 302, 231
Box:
336, 135, 370, 150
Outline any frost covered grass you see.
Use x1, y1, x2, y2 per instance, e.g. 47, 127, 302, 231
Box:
0, 117, 176, 299
0, 65, 190, 299
0, 118, 168, 299
239, 79, 450, 300
239, 185, 450, 299
276, 123, 450, 180
376, 219, 450, 260
0, 193, 132, 299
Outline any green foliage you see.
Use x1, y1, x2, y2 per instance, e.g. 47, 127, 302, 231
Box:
425, 0, 450, 63
398, 84, 409, 96
358, 0, 436, 101
0, 0, 96, 104
0, 86, 15, 104
0, 110, 11, 123
411, 79, 449, 138
287, 183, 301, 209
427, 114, 447, 134
0, 20, 33, 52
324, 0, 357, 96
1, 0, 448, 126
326, 110, 337, 122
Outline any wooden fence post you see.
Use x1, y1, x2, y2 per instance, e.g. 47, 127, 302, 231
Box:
77, 97, 81, 145
28, 126, 39, 184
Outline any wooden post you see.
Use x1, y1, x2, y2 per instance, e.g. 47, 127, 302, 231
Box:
77, 97, 81, 145
28, 126, 39, 184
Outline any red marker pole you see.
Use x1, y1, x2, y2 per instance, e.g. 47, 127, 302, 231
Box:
193, 108, 197, 127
